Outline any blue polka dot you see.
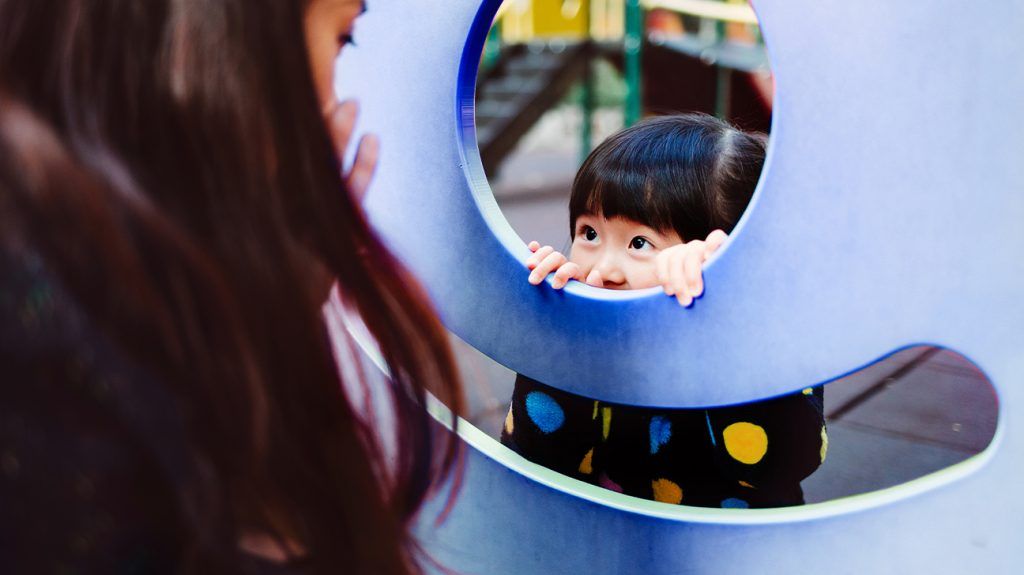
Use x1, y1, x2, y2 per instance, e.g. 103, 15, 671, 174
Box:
721, 498, 749, 509
649, 416, 672, 454
525, 392, 565, 434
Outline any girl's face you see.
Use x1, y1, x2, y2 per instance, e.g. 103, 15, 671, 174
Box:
304, 0, 366, 107
569, 213, 683, 290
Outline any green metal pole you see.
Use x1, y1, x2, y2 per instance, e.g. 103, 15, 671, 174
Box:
482, 17, 503, 71
580, 0, 594, 163
624, 0, 643, 126
714, 18, 731, 119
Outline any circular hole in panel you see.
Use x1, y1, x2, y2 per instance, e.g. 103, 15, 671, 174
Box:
460, 0, 773, 296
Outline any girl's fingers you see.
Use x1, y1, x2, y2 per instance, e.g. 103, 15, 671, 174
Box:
585, 269, 603, 287
669, 249, 690, 306
662, 235, 722, 307
656, 250, 672, 294
525, 245, 555, 270
704, 229, 728, 258
347, 134, 379, 203
551, 262, 579, 289
528, 241, 541, 252
529, 251, 567, 284
683, 244, 705, 298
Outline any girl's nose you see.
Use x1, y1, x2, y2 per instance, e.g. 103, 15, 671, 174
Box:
594, 258, 626, 288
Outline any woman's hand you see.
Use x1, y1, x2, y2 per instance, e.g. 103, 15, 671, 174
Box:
325, 99, 379, 202
526, 241, 580, 289
655, 229, 728, 307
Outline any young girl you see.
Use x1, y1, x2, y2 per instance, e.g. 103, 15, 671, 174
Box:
501, 114, 826, 509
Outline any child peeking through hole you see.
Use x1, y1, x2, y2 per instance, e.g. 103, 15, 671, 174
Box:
501, 114, 828, 509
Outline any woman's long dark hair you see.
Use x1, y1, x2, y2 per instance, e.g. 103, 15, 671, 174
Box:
0, 0, 462, 573
570, 113, 767, 241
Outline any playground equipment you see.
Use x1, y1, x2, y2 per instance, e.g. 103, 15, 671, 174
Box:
476, 0, 770, 172
334, 0, 1023, 572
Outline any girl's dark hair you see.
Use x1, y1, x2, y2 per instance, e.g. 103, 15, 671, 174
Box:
0, 1, 461, 573
570, 113, 767, 241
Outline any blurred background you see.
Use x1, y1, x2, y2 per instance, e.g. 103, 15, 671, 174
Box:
480, 0, 771, 248
452, 0, 997, 504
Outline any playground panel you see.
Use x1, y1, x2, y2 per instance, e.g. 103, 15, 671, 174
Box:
333, 0, 1024, 572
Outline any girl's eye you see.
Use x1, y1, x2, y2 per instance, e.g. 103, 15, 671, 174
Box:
583, 226, 598, 242
630, 236, 652, 250
338, 33, 356, 47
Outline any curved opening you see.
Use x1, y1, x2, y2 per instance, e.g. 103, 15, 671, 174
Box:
337, 300, 999, 516
451, 340, 999, 511
461, 0, 773, 297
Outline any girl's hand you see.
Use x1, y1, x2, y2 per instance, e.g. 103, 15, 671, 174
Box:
325, 99, 380, 203
655, 229, 728, 307
526, 241, 580, 289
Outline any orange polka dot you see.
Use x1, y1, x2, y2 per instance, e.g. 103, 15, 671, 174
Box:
652, 478, 683, 504
579, 448, 594, 475
504, 405, 514, 435
738, 480, 756, 489
723, 422, 768, 465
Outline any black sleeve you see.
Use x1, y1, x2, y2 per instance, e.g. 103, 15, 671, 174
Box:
500, 374, 600, 482
704, 387, 827, 496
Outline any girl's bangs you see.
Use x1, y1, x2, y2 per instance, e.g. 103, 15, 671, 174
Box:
573, 166, 677, 234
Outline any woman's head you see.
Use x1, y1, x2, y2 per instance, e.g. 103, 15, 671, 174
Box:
0, 0, 460, 573
567, 114, 766, 289
304, 0, 366, 106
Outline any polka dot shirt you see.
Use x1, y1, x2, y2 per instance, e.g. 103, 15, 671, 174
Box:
502, 375, 827, 508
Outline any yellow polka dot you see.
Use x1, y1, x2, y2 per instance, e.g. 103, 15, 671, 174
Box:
504, 405, 514, 435
723, 422, 768, 465
652, 478, 683, 504
738, 480, 756, 489
579, 448, 594, 475
802, 387, 813, 395
820, 426, 829, 463
592, 401, 599, 420
601, 407, 613, 440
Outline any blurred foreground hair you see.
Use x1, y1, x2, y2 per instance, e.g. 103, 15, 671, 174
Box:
0, 0, 462, 573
